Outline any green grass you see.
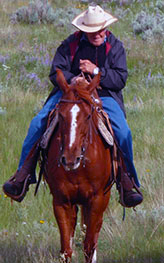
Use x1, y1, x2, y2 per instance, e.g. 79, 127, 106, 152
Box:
0, 0, 164, 262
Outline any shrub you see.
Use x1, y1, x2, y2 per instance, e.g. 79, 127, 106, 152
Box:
10, 0, 57, 24
51, 7, 81, 28
132, 2, 164, 40
107, 0, 144, 5
156, 0, 164, 12
10, 0, 81, 26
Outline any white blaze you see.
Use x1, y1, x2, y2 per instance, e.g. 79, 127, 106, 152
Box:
69, 104, 80, 148
92, 249, 97, 263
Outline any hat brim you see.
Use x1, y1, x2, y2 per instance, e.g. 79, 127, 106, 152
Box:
72, 10, 118, 33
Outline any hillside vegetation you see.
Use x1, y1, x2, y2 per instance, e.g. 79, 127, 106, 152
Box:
0, 0, 164, 262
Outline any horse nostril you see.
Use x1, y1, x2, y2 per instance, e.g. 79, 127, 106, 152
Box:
76, 157, 81, 164
61, 156, 66, 166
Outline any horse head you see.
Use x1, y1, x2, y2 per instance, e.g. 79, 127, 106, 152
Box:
56, 69, 101, 171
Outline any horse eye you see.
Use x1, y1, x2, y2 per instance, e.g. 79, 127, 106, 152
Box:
81, 146, 85, 153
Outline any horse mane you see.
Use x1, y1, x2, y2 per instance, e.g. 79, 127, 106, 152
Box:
71, 81, 97, 107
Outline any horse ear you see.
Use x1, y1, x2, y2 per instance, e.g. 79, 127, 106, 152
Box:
87, 72, 101, 94
56, 68, 69, 93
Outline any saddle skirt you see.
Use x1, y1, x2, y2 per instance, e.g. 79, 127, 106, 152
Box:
40, 109, 59, 149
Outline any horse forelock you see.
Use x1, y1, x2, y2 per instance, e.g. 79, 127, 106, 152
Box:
70, 82, 95, 107
66, 81, 102, 133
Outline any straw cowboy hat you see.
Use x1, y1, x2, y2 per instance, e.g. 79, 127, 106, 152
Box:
72, 5, 118, 33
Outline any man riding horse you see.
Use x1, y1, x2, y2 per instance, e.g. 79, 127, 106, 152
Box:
3, 4, 143, 207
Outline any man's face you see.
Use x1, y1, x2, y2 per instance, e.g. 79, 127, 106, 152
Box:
86, 29, 106, 46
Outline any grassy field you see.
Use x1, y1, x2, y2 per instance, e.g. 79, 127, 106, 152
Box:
0, 0, 164, 262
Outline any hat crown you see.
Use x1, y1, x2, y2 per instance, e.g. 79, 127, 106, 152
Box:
83, 5, 106, 26
71, 5, 118, 33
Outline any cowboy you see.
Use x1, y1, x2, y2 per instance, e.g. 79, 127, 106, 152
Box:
3, 5, 143, 207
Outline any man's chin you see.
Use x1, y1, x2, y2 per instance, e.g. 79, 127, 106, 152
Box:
92, 40, 103, 46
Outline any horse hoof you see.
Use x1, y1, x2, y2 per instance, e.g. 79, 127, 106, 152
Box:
59, 253, 71, 263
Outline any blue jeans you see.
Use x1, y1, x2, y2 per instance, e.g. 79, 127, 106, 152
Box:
18, 92, 140, 187
101, 97, 140, 187
18, 90, 62, 183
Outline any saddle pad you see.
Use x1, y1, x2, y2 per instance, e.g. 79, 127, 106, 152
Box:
40, 108, 114, 150
97, 117, 113, 146
40, 112, 59, 149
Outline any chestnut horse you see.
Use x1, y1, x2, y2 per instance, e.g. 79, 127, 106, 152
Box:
44, 69, 113, 263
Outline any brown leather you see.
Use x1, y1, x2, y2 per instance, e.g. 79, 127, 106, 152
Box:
3, 142, 40, 202
123, 189, 143, 208
118, 173, 143, 208
3, 172, 31, 202
120, 173, 133, 191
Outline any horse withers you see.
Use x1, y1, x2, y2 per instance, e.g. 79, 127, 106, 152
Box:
44, 69, 113, 263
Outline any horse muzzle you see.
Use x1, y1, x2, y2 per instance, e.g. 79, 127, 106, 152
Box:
60, 155, 81, 171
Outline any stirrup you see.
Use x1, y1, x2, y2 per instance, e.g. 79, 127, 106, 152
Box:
119, 186, 143, 208
118, 176, 143, 208
3, 174, 31, 202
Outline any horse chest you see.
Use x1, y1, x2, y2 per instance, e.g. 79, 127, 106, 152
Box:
51, 176, 98, 204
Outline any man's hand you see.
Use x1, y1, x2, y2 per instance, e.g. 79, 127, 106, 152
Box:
79, 59, 97, 75
71, 76, 90, 86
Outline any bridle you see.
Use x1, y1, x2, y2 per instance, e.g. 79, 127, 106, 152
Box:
60, 99, 82, 104
57, 97, 98, 169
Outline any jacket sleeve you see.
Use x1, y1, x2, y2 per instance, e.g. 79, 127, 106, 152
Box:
100, 40, 128, 91
49, 39, 75, 87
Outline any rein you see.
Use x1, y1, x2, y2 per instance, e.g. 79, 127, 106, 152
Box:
60, 99, 82, 104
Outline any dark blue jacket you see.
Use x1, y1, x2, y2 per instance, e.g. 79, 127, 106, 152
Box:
49, 30, 128, 115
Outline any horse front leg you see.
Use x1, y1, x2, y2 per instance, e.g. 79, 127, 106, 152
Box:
83, 192, 111, 263
83, 213, 101, 263
53, 199, 78, 263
